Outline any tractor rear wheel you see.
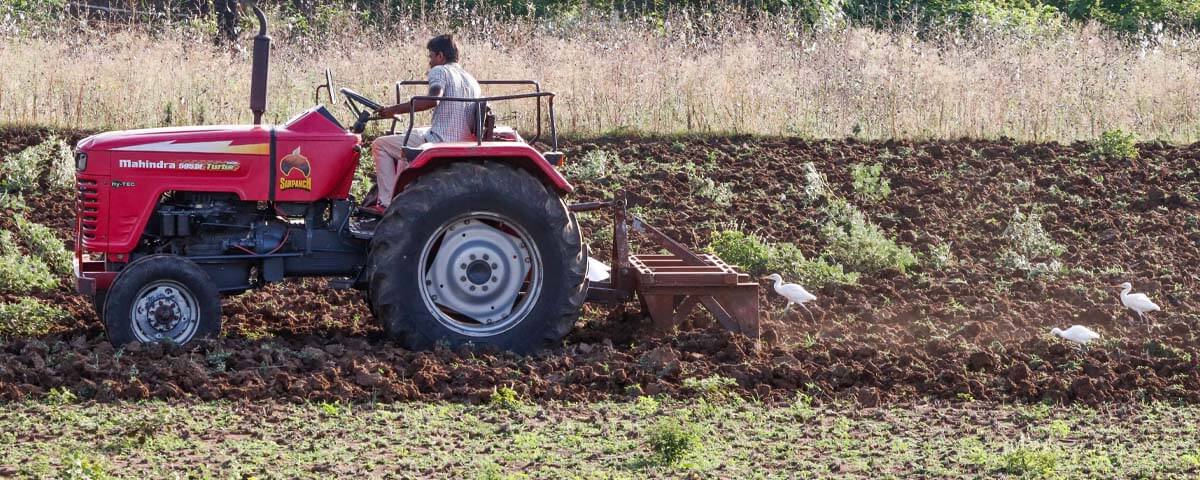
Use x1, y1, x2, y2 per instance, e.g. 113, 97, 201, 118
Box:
103, 255, 221, 346
367, 161, 586, 353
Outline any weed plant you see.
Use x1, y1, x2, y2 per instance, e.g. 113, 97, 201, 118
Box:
998, 207, 1065, 278
14, 214, 72, 276
850, 162, 891, 202
1091, 129, 1139, 160
0, 138, 72, 193
0, 231, 59, 294
0, 297, 69, 338
821, 198, 918, 274
706, 230, 858, 287
646, 417, 702, 466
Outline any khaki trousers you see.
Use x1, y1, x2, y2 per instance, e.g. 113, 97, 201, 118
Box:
372, 127, 429, 207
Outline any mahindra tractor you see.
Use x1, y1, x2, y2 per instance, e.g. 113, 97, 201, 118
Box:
72, 9, 587, 352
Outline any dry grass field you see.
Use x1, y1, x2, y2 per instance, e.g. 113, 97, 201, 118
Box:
2, 9, 1200, 141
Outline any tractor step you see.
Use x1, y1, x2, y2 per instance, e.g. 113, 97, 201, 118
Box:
327, 278, 355, 290
347, 217, 378, 240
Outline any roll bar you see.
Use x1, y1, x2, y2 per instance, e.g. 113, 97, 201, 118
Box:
392, 80, 556, 149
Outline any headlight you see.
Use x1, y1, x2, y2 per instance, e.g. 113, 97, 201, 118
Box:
75, 152, 88, 171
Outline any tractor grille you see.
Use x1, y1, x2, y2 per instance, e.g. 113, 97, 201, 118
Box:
77, 179, 100, 240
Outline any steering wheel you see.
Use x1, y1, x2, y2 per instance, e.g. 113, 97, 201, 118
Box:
339, 88, 384, 133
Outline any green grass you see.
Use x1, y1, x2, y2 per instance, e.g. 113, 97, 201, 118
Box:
1, 400, 1199, 478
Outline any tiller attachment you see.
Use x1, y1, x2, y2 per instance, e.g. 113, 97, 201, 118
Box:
573, 195, 760, 339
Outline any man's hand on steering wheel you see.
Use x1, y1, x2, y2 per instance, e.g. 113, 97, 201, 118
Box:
376, 104, 401, 118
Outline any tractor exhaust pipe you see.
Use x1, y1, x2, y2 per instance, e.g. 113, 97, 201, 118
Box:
249, 5, 270, 125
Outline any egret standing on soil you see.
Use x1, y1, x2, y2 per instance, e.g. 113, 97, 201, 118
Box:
764, 274, 817, 320
1116, 282, 1161, 330
1051, 325, 1100, 350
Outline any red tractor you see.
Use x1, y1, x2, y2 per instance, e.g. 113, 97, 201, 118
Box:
73, 9, 586, 352
75, 9, 763, 352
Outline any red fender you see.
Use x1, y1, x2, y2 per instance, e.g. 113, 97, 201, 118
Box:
394, 142, 573, 194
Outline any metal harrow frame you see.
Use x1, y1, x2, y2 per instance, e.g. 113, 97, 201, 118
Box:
572, 195, 760, 339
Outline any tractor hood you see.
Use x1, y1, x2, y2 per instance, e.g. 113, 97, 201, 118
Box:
77, 125, 271, 153
77, 107, 350, 153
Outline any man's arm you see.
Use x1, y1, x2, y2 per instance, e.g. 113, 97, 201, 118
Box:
378, 84, 443, 118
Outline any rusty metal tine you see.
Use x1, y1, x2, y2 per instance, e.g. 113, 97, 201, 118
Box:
700, 297, 741, 333
568, 200, 611, 212
630, 216, 706, 266
612, 193, 630, 293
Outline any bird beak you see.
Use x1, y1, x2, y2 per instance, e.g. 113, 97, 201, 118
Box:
1110, 284, 1121, 288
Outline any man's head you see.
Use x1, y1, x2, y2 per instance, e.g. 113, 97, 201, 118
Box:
426, 34, 459, 68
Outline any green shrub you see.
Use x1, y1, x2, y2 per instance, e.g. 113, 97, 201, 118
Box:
0, 296, 69, 337
59, 449, 112, 480
46, 386, 78, 405
689, 176, 734, 207
997, 445, 1060, 477
707, 230, 772, 275
14, 214, 72, 276
1091, 129, 1139, 160
0, 191, 27, 212
489, 386, 525, 410
0, 137, 73, 193
681, 374, 738, 400
0, 231, 59, 294
561, 149, 633, 184
1144, 340, 1192, 362
351, 146, 377, 203
850, 162, 891, 202
768, 242, 859, 287
998, 208, 1064, 278
646, 417, 702, 466
708, 230, 859, 287
802, 162, 831, 201
926, 242, 956, 270
821, 198, 918, 274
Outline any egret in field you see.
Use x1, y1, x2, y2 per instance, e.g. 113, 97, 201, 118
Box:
1116, 282, 1161, 330
586, 257, 611, 283
764, 274, 817, 320
1051, 325, 1100, 350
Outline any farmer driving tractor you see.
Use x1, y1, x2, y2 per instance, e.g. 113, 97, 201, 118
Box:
364, 34, 482, 215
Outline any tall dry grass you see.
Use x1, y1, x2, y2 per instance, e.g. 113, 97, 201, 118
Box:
2, 10, 1199, 142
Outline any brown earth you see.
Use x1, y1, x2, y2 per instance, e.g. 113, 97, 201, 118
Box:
1, 125, 1198, 406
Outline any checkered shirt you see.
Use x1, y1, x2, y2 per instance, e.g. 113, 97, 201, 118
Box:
427, 63, 482, 143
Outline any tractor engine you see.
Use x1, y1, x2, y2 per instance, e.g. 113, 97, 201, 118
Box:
146, 193, 288, 257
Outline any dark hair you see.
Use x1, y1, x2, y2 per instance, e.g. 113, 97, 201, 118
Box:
426, 34, 459, 63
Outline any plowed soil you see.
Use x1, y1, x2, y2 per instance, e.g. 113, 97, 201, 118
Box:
2, 125, 1198, 406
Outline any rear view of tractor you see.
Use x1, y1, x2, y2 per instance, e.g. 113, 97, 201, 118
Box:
72, 7, 757, 353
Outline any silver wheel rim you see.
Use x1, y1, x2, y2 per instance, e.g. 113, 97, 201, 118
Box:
418, 212, 543, 337
130, 279, 201, 344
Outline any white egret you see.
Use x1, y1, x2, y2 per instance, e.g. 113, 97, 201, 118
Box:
586, 257, 611, 283
1116, 282, 1160, 330
764, 274, 817, 319
1051, 325, 1100, 349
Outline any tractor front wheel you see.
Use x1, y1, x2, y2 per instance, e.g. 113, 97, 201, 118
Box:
103, 255, 221, 346
366, 161, 586, 353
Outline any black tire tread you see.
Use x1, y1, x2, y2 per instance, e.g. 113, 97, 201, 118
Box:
366, 161, 585, 352
102, 254, 222, 346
